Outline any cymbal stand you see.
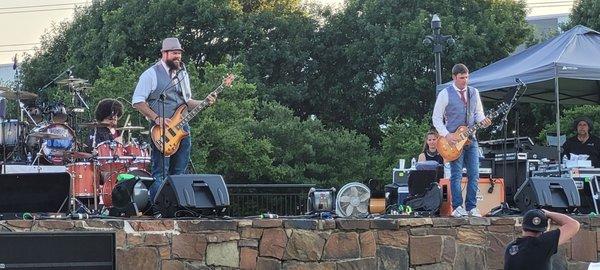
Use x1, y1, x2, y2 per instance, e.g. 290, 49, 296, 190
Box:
91, 127, 99, 211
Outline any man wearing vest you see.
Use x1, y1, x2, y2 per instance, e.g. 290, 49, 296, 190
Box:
432, 63, 491, 217
132, 37, 216, 201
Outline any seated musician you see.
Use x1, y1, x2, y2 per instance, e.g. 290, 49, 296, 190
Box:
562, 117, 600, 167
418, 130, 443, 164
87, 99, 124, 151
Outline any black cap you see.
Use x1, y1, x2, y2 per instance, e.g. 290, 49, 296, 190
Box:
522, 209, 548, 232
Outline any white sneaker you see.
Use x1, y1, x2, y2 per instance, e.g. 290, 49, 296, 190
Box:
451, 206, 467, 217
468, 208, 482, 217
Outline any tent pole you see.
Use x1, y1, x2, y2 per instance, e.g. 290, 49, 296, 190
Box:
554, 71, 561, 170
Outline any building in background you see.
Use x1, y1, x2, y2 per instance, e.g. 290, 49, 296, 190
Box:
526, 0, 575, 37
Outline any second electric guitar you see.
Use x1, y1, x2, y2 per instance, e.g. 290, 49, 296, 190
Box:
151, 74, 234, 156
437, 101, 510, 162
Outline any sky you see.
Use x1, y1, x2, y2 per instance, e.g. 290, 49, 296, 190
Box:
0, 0, 574, 64
0, 0, 89, 64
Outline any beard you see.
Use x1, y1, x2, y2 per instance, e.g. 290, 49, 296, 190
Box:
165, 59, 180, 70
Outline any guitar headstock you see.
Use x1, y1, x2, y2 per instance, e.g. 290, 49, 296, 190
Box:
223, 74, 235, 87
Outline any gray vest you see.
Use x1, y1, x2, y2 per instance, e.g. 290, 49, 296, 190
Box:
147, 62, 186, 118
443, 85, 478, 133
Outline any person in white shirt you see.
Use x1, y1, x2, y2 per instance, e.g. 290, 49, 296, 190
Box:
431, 63, 490, 217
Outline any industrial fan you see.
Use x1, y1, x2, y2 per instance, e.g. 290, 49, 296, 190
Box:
336, 182, 371, 218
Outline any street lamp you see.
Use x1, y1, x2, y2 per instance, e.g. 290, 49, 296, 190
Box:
423, 14, 455, 86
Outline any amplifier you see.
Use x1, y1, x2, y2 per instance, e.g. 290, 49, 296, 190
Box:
439, 178, 505, 216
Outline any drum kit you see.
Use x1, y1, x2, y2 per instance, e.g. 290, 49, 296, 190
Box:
0, 75, 153, 213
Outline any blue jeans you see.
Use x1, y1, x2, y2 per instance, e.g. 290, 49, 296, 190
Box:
149, 124, 191, 200
450, 140, 480, 211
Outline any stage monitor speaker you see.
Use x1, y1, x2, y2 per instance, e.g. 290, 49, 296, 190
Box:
0, 232, 115, 269
513, 177, 580, 213
153, 174, 230, 218
493, 159, 539, 206
0, 173, 70, 216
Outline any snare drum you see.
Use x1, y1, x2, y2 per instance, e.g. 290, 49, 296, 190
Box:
41, 123, 75, 165
0, 119, 25, 146
66, 162, 99, 197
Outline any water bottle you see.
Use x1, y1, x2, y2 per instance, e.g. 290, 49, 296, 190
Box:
26, 152, 32, 163
411, 157, 416, 169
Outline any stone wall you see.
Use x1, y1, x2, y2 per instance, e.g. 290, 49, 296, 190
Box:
0, 216, 597, 269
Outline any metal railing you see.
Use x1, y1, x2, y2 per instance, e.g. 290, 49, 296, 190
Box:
226, 184, 315, 217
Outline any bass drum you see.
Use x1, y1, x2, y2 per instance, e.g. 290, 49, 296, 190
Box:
101, 168, 151, 208
41, 123, 75, 165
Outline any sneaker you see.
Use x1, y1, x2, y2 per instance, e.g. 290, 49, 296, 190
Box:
468, 208, 482, 217
451, 206, 468, 217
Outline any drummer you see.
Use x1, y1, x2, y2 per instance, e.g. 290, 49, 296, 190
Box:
87, 98, 124, 151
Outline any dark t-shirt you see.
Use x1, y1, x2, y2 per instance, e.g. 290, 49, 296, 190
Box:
562, 135, 600, 167
504, 229, 560, 270
86, 127, 121, 152
423, 150, 444, 164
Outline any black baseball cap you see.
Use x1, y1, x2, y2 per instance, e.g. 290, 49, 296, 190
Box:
522, 209, 548, 232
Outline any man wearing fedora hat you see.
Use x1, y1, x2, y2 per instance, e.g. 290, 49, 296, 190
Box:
562, 116, 600, 167
504, 209, 579, 270
132, 37, 217, 201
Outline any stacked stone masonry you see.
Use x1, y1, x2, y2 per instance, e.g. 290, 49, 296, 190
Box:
0, 216, 597, 269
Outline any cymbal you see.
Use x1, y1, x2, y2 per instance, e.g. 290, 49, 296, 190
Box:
78, 122, 111, 127
0, 90, 38, 100
57, 77, 88, 85
29, 132, 66, 139
116, 126, 145, 131
63, 151, 93, 159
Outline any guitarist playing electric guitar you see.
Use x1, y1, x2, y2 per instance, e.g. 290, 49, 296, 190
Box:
132, 37, 233, 201
431, 63, 491, 218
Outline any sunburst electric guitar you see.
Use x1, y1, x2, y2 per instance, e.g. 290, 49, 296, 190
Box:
437, 102, 510, 162
151, 74, 235, 156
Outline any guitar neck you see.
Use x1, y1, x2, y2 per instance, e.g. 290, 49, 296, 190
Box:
459, 105, 505, 139
177, 82, 226, 127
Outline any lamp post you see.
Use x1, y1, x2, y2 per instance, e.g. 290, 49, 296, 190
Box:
423, 14, 455, 86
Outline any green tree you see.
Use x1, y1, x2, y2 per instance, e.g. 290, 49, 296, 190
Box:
566, 0, 600, 31
538, 105, 600, 142
376, 116, 432, 180
304, 0, 533, 144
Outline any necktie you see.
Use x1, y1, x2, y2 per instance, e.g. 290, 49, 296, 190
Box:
458, 90, 467, 106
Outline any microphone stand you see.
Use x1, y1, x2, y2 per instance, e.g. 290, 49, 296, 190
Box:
498, 81, 526, 202
37, 66, 74, 93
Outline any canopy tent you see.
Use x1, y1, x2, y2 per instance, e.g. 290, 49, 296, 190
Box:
436, 25, 600, 161
437, 25, 600, 103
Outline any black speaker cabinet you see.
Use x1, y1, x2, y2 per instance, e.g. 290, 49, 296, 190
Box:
514, 177, 581, 213
0, 173, 70, 216
493, 159, 540, 206
153, 174, 230, 218
0, 232, 115, 269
